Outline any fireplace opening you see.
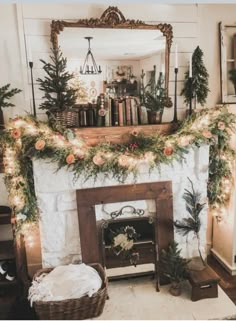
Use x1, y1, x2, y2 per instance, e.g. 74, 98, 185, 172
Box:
76, 181, 174, 288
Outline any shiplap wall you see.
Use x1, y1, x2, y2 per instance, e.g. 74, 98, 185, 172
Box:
21, 3, 199, 122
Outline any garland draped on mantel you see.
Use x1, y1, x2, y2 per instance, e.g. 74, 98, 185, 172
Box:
0, 106, 235, 231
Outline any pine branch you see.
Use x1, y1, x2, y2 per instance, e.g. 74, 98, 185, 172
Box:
0, 84, 21, 109
174, 178, 206, 265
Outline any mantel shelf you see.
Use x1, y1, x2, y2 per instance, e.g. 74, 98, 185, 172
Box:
75, 123, 176, 145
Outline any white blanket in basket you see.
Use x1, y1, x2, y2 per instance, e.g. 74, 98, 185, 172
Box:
28, 263, 102, 306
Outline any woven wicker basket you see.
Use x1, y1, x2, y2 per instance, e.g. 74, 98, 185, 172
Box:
32, 263, 108, 320
49, 110, 79, 128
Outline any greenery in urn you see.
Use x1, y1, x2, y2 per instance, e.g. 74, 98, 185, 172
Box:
174, 178, 206, 267
159, 241, 190, 296
140, 66, 171, 123
229, 69, 236, 95
0, 84, 22, 128
181, 46, 209, 108
37, 47, 77, 114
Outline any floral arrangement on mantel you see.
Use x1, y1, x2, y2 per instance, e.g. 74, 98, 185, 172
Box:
0, 106, 235, 231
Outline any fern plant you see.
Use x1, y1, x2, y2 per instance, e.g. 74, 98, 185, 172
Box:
174, 178, 206, 265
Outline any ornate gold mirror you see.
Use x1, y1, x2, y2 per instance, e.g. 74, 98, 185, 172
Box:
51, 6, 173, 109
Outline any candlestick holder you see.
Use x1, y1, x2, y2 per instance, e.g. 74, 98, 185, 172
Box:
29, 61, 37, 118
172, 67, 178, 123
189, 76, 193, 116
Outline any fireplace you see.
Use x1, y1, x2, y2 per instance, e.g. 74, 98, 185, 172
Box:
33, 145, 209, 268
76, 181, 173, 260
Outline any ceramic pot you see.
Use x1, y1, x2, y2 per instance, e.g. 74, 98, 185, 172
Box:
148, 110, 161, 124
169, 282, 181, 296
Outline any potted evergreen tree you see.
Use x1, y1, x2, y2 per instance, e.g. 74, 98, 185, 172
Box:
140, 66, 171, 124
37, 47, 78, 127
159, 241, 190, 296
0, 84, 21, 129
181, 46, 209, 109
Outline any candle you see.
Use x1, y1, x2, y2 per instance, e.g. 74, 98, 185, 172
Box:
175, 44, 178, 69
189, 53, 192, 78
27, 38, 32, 62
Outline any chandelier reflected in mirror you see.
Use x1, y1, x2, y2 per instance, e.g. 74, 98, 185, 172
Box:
80, 37, 102, 75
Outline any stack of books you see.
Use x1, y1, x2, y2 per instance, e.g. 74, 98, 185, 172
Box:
97, 95, 148, 127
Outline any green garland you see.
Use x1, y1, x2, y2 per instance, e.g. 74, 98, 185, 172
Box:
0, 106, 235, 230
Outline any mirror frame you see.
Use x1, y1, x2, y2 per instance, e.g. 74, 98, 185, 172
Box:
51, 6, 173, 106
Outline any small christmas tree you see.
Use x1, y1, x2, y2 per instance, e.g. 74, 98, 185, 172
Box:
159, 241, 190, 284
140, 66, 171, 123
159, 241, 190, 295
37, 48, 77, 112
181, 46, 209, 107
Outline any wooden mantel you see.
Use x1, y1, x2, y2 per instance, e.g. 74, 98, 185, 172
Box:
75, 123, 175, 145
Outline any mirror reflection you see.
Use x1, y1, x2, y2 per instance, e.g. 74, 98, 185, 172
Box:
50, 6, 172, 126
59, 28, 166, 105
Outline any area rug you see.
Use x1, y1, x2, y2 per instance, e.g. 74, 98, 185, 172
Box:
96, 277, 236, 320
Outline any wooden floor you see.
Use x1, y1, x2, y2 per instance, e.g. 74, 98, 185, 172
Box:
208, 255, 236, 304
0, 255, 236, 320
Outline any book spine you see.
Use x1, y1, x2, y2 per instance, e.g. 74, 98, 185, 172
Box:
112, 99, 119, 126
96, 94, 105, 127
109, 98, 112, 126
125, 97, 131, 126
122, 100, 127, 126
131, 98, 138, 125
118, 100, 124, 126
104, 95, 110, 127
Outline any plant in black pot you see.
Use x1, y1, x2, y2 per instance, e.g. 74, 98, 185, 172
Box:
159, 241, 190, 296
37, 47, 78, 128
0, 84, 21, 129
140, 66, 171, 124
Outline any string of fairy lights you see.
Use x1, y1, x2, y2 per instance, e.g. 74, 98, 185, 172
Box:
1, 106, 235, 249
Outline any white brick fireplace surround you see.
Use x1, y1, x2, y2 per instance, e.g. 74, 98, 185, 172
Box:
33, 145, 209, 268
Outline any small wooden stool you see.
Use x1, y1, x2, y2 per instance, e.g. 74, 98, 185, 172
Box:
188, 266, 220, 301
